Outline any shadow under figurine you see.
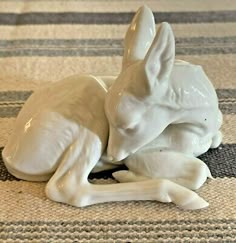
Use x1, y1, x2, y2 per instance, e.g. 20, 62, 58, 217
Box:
2, 6, 222, 210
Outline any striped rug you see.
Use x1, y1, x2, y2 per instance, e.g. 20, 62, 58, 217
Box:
0, 0, 235, 242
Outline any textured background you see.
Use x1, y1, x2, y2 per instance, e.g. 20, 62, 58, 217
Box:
0, 0, 235, 242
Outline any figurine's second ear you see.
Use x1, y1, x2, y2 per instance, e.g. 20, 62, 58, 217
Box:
144, 22, 175, 92
122, 5, 156, 68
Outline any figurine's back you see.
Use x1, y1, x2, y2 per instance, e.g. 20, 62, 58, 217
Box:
2, 75, 109, 181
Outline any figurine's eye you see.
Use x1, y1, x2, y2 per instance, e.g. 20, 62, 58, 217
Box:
117, 122, 139, 135
124, 124, 139, 135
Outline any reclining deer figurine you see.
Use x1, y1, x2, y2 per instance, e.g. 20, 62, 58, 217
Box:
2, 6, 222, 210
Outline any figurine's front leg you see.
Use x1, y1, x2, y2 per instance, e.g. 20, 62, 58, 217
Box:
45, 128, 208, 210
80, 178, 208, 210
113, 151, 212, 190
45, 127, 103, 206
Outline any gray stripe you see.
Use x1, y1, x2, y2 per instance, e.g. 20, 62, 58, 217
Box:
1, 144, 235, 181
0, 37, 235, 57
1, 36, 236, 47
219, 103, 236, 114
0, 47, 235, 57
0, 106, 22, 118
0, 221, 235, 241
1, 219, 235, 226
217, 89, 236, 114
217, 89, 236, 98
0, 89, 235, 117
0, 48, 123, 57
0, 89, 235, 102
176, 36, 236, 45
176, 47, 236, 55
0, 220, 235, 241
0, 11, 236, 25
0, 39, 122, 46
0, 90, 32, 102
199, 144, 236, 178
1, 231, 235, 241
1, 102, 232, 117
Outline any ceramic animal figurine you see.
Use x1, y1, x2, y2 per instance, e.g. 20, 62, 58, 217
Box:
105, 7, 223, 184
2, 6, 222, 210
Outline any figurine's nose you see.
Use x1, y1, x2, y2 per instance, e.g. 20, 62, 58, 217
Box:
107, 126, 130, 162
101, 154, 123, 166
106, 149, 128, 163
101, 154, 115, 162
107, 155, 115, 161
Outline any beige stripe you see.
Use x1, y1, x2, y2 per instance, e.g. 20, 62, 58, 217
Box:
0, 178, 235, 221
0, 115, 234, 147
0, 55, 235, 89
0, 81, 42, 92
0, 118, 15, 147
1, 23, 236, 40
0, 57, 122, 85
0, 0, 235, 13
178, 54, 236, 89
222, 115, 236, 144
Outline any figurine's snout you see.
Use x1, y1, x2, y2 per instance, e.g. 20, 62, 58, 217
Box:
106, 126, 131, 162
107, 144, 127, 163
106, 150, 128, 163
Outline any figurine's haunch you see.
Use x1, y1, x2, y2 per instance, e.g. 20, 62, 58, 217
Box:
2, 6, 222, 210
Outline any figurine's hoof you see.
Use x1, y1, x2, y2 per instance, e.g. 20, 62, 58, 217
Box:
168, 181, 209, 210
180, 195, 209, 210
112, 170, 147, 182
169, 160, 212, 190
186, 162, 213, 190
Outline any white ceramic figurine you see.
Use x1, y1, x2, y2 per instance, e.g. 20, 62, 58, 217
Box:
2, 6, 222, 210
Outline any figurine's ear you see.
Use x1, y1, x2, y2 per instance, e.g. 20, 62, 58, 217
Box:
143, 22, 175, 92
122, 5, 156, 69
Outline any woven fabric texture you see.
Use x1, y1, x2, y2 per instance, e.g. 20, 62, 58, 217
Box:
0, 0, 235, 242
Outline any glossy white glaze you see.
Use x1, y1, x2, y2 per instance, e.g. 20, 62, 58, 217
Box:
2, 5, 222, 210
3, 75, 109, 181
105, 21, 222, 161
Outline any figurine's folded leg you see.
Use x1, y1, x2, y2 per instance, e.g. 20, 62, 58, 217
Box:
120, 151, 212, 190
45, 128, 208, 210
211, 131, 222, 149
112, 170, 147, 182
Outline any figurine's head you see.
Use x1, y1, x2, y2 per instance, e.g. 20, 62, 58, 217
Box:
105, 6, 175, 161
